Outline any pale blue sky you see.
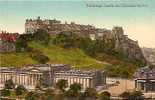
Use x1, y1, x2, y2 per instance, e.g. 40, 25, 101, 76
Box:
0, 0, 155, 47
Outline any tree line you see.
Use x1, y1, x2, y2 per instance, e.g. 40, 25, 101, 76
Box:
0, 79, 145, 100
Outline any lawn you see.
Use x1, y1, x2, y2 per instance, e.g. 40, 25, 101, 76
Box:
0, 42, 107, 69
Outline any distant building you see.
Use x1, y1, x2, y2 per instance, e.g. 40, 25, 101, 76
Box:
25, 16, 61, 34
134, 66, 155, 92
54, 69, 106, 90
0, 64, 71, 90
25, 16, 95, 36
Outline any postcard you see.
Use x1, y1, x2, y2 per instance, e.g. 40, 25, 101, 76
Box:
0, 0, 155, 99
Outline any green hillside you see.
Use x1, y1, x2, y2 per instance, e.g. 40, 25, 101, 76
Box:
0, 42, 107, 69
0, 30, 143, 78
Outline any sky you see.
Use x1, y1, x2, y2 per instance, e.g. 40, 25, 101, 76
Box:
0, 0, 155, 48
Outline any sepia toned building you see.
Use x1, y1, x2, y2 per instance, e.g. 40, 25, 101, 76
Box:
0, 67, 42, 90
0, 64, 71, 90
25, 16, 95, 37
0, 64, 106, 90
54, 70, 106, 90
134, 66, 155, 92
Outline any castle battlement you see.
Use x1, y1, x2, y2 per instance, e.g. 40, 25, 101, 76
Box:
25, 16, 95, 34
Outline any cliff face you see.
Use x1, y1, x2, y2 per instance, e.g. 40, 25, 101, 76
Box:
112, 27, 146, 64
142, 48, 155, 65
95, 27, 146, 64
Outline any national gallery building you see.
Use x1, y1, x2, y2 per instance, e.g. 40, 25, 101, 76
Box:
0, 64, 106, 90
0, 64, 70, 90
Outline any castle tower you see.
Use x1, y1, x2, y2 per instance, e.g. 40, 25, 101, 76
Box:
112, 26, 124, 38
112, 26, 124, 51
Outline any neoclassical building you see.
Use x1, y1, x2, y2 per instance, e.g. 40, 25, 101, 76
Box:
0, 67, 42, 90
134, 66, 155, 92
0, 64, 71, 90
0, 64, 106, 90
54, 70, 106, 90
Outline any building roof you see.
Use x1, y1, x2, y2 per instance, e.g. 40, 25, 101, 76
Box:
54, 69, 97, 77
0, 32, 19, 42
134, 66, 155, 79
0, 64, 70, 74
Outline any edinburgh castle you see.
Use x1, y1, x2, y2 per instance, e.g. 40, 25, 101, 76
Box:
25, 17, 146, 64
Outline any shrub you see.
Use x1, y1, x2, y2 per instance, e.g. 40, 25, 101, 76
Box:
4, 79, 15, 89
0, 89, 11, 97
15, 85, 27, 96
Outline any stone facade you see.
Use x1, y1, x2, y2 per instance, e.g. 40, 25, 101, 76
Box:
53, 70, 106, 90
0, 64, 71, 90
134, 66, 155, 92
0, 64, 106, 90
25, 16, 95, 37
0, 67, 42, 90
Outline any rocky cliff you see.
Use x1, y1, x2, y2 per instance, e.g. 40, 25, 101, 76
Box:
95, 26, 146, 65
142, 47, 155, 65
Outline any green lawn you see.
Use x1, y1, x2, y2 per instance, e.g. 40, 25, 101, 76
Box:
0, 42, 107, 69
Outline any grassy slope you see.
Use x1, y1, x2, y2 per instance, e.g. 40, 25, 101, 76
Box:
0, 42, 107, 69
0, 53, 38, 67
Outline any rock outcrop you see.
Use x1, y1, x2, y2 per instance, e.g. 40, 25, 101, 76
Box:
142, 47, 155, 65
94, 26, 146, 64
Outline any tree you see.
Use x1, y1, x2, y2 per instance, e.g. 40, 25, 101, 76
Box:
129, 91, 144, 100
70, 83, 81, 93
33, 29, 50, 45
56, 79, 68, 93
52, 32, 75, 48
25, 91, 38, 100
83, 88, 97, 100
120, 91, 144, 100
15, 85, 27, 96
65, 83, 81, 97
15, 34, 33, 52
30, 49, 49, 64
4, 79, 15, 89
99, 91, 111, 100
0, 89, 11, 96
44, 88, 54, 100
120, 91, 130, 99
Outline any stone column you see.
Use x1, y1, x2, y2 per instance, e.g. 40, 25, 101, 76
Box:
144, 82, 146, 92
4, 73, 6, 83
23, 75, 25, 85
82, 78, 85, 89
71, 77, 73, 85
68, 77, 71, 86
89, 79, 92, 88
77, 77, 79, 83
87, 78, 89, 88
30, 75, 33, 86
84, 78, 86, 88
27, 75, 29, 86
